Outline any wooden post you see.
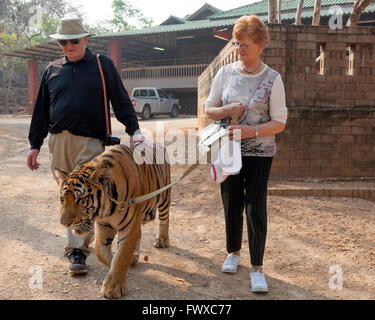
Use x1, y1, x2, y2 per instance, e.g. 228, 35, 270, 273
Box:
108, 39, 122, 74
28, 58, 39, 114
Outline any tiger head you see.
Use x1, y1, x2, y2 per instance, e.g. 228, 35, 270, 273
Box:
54, 166, 108, 238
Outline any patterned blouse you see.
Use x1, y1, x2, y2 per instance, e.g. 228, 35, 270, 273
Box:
205, 62, 287, 157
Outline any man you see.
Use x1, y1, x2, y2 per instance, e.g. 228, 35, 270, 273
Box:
27, 18, 142, 275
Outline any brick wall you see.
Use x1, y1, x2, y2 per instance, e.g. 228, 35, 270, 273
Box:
285, 25, 375, 108
197, 24, 375, 178
274, 106, 375, 178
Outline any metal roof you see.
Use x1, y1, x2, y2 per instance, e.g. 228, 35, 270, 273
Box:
92, 18, 237, 38
3, 37, 110, 61
208, 0, 375, 20
159, 15, 186, 26
4, 18, 238, 61
4, 0, 375, 61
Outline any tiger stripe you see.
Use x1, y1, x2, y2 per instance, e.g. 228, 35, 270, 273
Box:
55, 142, 171, 299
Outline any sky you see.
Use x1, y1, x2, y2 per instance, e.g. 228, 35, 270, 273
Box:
66, 0, 259, 27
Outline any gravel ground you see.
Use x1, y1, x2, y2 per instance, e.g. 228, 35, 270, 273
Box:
0, 114, 374, 300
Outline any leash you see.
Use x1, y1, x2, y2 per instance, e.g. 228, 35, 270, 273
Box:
109, 107, 242, 209
109, 67, 269, 208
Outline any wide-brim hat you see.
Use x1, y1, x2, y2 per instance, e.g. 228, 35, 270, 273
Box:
50, 18, 92, 40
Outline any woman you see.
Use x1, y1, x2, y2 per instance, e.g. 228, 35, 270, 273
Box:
205, 15, 287, 293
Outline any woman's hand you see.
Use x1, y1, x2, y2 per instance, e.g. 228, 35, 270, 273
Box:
205, 103, 247, 121
227, 125, 255, 140
227, 121, 286, 141
222, 102, 247, 119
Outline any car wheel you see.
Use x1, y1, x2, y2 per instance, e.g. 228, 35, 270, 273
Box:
141, 105, 151, 120
170, 105, 179, 118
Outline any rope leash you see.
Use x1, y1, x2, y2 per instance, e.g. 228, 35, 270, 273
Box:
108, 107, 242, 209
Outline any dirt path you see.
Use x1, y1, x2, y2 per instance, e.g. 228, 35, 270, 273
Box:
0, 114, 374, 300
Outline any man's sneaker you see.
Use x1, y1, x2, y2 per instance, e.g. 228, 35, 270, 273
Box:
221, 253, 241, 273
66, 249, 87, 275
250, 271, 268, 293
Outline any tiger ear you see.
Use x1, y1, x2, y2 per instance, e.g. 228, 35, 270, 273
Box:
89, 167, 109, 188
54, 168, 68, 185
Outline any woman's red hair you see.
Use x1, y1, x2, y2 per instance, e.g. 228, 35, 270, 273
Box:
232, 15, 269, 47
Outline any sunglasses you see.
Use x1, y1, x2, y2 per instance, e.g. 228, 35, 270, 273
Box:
58, 38, 80, 46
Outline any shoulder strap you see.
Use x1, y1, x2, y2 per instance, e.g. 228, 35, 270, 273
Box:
245, 66, 269, 107
96, 54, 111, 137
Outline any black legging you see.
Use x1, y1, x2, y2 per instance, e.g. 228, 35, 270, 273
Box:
220, 156, 273, 266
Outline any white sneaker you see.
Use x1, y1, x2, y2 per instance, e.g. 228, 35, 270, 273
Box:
221, 254, 241, 273
250, 271, 268, 293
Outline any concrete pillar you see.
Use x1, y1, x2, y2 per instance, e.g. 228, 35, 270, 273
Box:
28, 58, 39, 115
108, 39, 122, 74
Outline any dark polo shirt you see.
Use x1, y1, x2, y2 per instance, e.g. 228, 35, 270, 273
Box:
28, 48, 139, 150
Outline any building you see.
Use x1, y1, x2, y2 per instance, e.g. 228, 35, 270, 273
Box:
209, 0, 375, 26
4, 0, 375, 115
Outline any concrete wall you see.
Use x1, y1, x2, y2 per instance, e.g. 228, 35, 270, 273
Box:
197, 24, 375, 178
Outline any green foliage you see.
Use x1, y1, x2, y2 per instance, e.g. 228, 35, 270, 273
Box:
89, 0, 154, 34
111, 0, 153, 30
30, 15, 60, 44
0, 0, 154, 91
0, 0, 81, 90
0, 0, 81, 45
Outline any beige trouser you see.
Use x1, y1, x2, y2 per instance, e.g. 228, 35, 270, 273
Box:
49, 130, 104, 257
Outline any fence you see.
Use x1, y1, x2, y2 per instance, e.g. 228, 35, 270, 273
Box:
122, 64, 208, 79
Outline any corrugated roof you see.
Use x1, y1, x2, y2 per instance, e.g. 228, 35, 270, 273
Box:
5, 0, 375, 60
159, 15, 186, 26
92, 18, 238, 39
282, 3, 375, 20
5, 17, 239, 60
185, 3, 223, 21
209, 0, 375, 20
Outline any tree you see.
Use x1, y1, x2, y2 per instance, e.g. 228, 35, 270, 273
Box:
346, 0, 373, 26
312, 0, 322, 25
1, 0, 79, 44
0, 1, 7, 20
90, 0, 153, 34
0, 0, 81, 110
295, 0, 304, 25
268, 0, 277, 23
277, 0, 282, 24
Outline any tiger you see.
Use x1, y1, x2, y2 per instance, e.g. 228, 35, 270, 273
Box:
54, 142, 171, 299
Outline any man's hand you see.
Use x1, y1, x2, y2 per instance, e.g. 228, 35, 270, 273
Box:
130, 134, 145, 148
27, 149, 40, 171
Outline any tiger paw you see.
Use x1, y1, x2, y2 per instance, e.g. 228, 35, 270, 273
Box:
101, 281, 128, 299
130, 253, 139, 266
153, 237, 169, 248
